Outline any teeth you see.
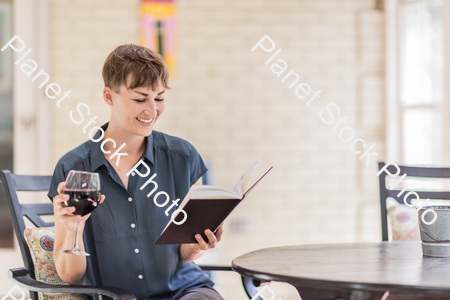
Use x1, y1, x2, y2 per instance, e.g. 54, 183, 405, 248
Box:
137, 117, 153, 124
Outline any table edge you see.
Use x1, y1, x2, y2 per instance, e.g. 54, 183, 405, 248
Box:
231, 242, 450, 296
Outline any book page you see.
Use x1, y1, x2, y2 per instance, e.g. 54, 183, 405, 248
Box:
231, 161, 259, 196
243, 166, 273, 197
190, 185, 240, 199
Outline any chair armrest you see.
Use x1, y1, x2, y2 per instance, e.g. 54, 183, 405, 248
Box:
9, 268, 136, 300
198, 265, 233, 271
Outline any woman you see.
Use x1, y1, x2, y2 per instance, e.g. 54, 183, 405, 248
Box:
48, 44, 224, 300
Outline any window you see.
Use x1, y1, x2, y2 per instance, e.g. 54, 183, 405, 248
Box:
386, 0, 448, 167
399, 0, 443, 165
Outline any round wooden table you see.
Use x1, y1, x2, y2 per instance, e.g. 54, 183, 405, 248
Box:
231, 241, 450, 300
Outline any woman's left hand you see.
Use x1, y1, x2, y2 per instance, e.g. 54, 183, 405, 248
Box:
193, 223, 224, 251
180, 223, 224, 262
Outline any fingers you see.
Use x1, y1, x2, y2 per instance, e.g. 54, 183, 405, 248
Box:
205, 229, 218, 247
54, 182, 69, 206
57, 206, 75, 216
194, 225, 224, 250
215, 224, 224, 242
55, 205, 79, 224
54, 182, 75, 221
53, 193, 69, 207
57, 182, 66, 195
99, 195, 106, 204
195, 234, 209, 250
205, 229, 219, 248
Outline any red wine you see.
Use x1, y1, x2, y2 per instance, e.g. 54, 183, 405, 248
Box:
63, 189, 101, 216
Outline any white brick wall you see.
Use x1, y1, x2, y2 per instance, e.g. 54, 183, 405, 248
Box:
50, 0, 385, 299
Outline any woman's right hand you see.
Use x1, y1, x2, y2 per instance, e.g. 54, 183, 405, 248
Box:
53, 181, 104, 284
53, 182, 105, 233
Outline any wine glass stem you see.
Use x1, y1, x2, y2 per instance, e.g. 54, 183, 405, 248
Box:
74, 219, 80, 250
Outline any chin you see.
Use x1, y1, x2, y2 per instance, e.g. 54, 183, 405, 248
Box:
127, 117, 158, 136
136, 126, 155, 136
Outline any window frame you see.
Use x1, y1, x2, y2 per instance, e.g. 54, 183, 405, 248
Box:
386, 0, 450, 165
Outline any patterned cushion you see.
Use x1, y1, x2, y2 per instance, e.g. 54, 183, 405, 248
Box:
24, 227, 89, 300
387, 201, 420, 241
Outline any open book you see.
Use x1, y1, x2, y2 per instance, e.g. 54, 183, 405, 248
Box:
154, 161, 273, 245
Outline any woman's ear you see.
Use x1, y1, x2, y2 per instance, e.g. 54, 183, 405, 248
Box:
103, 87, 114, 106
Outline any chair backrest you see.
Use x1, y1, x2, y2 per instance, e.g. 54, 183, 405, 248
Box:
0, 170, 53, 300
378, 162, 450, 241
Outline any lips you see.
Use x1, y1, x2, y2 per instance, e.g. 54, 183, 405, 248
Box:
136, 117, 154, 126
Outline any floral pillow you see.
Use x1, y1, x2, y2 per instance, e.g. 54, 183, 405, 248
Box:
24, 227, 88, 300
387, 200, 420, 241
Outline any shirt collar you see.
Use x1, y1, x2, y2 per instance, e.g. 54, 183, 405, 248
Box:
142, 132, 155, 165
90, 123, 155, 171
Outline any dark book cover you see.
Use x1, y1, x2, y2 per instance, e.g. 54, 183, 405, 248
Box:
154, 198, 240, 244
154, 165, 273, 245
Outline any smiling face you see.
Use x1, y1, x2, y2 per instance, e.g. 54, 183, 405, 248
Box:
104, 78, 166, 138
101, 44, 170, 140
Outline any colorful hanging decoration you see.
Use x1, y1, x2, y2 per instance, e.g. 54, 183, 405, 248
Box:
140, 0, 176, 77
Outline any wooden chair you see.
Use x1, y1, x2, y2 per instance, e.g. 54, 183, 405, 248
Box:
1, 170, 262, 300
377, 162, 450, 241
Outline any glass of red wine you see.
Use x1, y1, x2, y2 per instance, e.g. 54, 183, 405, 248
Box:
59, 170, 101, 256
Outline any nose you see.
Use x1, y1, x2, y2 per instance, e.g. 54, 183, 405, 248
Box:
144, 99, 158, 117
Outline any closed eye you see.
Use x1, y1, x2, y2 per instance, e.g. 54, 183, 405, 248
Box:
133, 98, 164, 103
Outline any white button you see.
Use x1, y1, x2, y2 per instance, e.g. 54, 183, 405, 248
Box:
131, 223, 136, 228
138, 275, 143, 279
128, 197, 132, 202
135, 248, 139, 253
131, 172, 136, 176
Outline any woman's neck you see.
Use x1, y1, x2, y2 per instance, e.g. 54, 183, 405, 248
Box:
103, 121, 146, 158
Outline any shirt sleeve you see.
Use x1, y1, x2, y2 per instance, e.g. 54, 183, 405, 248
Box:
188, 143, 208, 187
47, 159, 68, 202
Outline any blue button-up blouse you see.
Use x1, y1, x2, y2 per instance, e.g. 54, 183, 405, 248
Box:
48, 123, 214, 300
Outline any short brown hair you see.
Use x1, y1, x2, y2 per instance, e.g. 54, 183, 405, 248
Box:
102, 44, 170, 93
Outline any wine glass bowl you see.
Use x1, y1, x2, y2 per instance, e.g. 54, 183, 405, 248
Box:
63, 189, 101, 216
59, 170, 100, 256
